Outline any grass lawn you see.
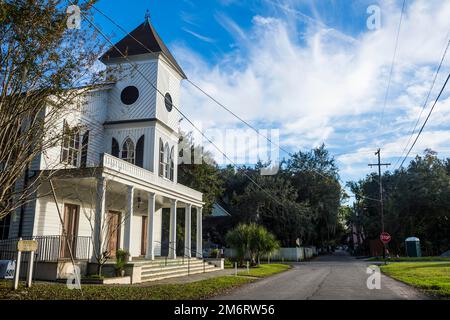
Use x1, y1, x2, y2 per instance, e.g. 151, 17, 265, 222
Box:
369, 256, 450, 262
0, 276, 254, 300
380, 262, 450, 299
0, 263, 290, 300
237, 263, 291, 278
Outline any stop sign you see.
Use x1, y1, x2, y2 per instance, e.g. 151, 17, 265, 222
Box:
380, 232, 391, 244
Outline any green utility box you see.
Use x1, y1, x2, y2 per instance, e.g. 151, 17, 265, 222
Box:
405, 237, 421, 257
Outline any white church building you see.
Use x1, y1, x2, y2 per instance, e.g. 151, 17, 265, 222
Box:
0, 18, 221, 282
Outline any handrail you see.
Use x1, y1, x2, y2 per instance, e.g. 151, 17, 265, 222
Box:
153, 240, 207, 276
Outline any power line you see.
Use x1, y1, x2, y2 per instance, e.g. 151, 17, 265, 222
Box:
393, 38, 450, 169
378, 0, 407, 132
91, 5, 273, 147
398, 70, 450, 168
88, 4, 381, 203
72, 4, 294, 210
89, 4, 339, 182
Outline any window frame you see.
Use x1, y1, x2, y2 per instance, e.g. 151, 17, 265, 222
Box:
169, 146, 174, 181
159, 138, 164, 177
60, 120, 81, 167
164, 142, 170, 179
121, 138, 135, 164
164, 93, 173, 112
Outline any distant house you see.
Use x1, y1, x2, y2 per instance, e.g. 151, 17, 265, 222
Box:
204, 203, 232, 248
211, 203, 232, 217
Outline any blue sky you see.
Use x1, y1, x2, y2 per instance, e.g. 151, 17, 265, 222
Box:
93, 0, 450, 193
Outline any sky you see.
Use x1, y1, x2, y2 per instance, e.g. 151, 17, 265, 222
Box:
93, 0, 450, 191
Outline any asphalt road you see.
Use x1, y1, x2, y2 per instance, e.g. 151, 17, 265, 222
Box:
213, 251, 427, 300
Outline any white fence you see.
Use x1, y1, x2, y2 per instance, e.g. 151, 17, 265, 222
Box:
225, 247, 318, 262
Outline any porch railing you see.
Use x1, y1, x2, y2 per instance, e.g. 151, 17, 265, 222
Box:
0, 235, 91, 262
101, 153, 202, 200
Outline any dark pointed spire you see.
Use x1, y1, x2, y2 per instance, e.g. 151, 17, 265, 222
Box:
144, 9, 150, 24
100, 16, 187, 79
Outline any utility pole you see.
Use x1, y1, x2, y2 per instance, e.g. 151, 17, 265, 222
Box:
368, 149, 390, 259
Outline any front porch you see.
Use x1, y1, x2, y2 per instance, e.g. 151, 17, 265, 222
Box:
25, 154, 204, 274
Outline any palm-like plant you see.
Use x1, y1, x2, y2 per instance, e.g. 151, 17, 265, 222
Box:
226, 224, 250, 266
226, 223, 280, 266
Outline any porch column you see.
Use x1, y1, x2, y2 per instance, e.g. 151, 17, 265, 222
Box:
168, 199, 177, 259
184, 203, 192, 258
93, 177, 106, 261
196, 207, 203, 258
124, 185, 134, 261
145, 192, 156, 260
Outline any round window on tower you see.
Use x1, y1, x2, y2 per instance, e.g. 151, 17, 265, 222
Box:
164, 93, 173, 112
120, 86, 139, 105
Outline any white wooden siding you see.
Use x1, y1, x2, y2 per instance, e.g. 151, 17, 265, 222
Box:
40, 90, 108, 170
106, 61, 158, 122
155, 58, 182, 132
104, 125, 155, 172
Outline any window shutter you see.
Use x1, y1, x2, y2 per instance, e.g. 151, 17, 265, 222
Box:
159, 139, 164, 177
136, 135, 145, 168
170, 147, 174, 181
80, 130, 89, 168
111, 138, 119, 157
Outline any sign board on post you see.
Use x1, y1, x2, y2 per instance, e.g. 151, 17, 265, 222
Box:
380, 232, 391, 244
13, 239, 38, 290
17, 240, 38, 252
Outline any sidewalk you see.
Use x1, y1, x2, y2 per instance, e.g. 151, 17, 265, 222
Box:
136, 268, 237, 286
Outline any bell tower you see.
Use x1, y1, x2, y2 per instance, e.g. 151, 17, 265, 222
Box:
100, 13, 187, 132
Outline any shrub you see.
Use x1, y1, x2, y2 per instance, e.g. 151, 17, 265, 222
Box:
226, 223, 280, 266
115, 249, 130, 276
210, 248, 220, 258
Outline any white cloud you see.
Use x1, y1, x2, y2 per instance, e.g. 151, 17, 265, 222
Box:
182, 28, 216, 43
174, 0, 450, 182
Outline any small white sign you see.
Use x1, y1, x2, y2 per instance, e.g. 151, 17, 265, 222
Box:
0, 260, 15, 279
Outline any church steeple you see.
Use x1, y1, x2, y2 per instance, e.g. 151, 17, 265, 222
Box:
144, 9, 150, 24
100, 16, 187, 79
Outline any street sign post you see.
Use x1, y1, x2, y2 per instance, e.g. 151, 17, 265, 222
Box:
380, 232, 391, 244
13, 238, 38, 290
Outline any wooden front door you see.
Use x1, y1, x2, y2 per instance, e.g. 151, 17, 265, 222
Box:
141, 216, 148, 256
107, 211, 121, 258
61, 204, 79, 259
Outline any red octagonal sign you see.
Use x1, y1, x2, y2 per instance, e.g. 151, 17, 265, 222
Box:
380, 232, 391, 244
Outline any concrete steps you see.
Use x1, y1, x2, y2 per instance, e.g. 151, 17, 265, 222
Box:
139, 258, 220, 282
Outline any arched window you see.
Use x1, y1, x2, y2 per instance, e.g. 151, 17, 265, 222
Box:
164, 143, 170, 179
121, 138, 135, 164
111, 138, 119, 157
169, 146, 174, 181
135, 135, 145, 168
159, 138, 164, 177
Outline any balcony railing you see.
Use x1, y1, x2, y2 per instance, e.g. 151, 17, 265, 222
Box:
101, 153, 202, 200
0, 235, 91, 262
